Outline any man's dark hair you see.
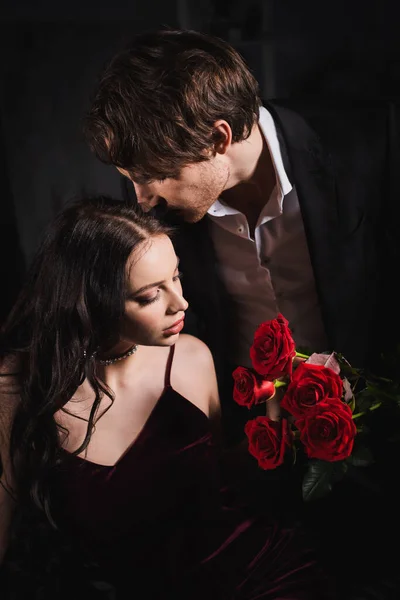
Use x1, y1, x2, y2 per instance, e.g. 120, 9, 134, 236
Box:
83, 28, 261, 182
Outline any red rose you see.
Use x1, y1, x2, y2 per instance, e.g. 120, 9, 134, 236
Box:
296, 398, 356, 462
254, 378, 276, 404
233, 367, 275, 409
250, 314, 296, 380
245, 416, 293, 470
281, 363, 343, 418
233, 367, 258, 408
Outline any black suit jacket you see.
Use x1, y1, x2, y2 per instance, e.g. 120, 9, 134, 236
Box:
122, 100, 399, 392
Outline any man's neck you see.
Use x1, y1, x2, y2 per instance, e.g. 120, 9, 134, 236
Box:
221, 132, 276, 221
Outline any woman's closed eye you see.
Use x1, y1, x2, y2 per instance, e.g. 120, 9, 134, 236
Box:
136, 293, 159, 306
135, 271, 183, 306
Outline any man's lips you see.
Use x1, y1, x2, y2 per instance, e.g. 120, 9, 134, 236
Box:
150, 198, 169, 218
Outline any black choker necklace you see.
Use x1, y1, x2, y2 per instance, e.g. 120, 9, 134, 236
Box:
97, 344, 138, 366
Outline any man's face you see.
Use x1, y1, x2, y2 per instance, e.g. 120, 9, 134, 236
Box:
118, 156, 230, 223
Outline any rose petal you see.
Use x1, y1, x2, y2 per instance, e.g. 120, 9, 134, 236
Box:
306, 352, 340, 375
253, 379, 276, 404
342, 377, 353, 402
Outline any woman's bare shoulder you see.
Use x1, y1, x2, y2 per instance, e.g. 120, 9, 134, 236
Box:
173, 335, 220, 421
173, 335, 217, 386
0, 353, 20, 377
175, 333, 214, 365
0, 354, 20, 430
0, 356, 19, 561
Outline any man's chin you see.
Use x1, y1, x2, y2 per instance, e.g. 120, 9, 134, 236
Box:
181, 206, 211, 224
183, 212, 204, 224
163, 208, 203, 224
160, 203, 208, 224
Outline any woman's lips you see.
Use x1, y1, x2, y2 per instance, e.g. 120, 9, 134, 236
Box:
163, 317, 185, 336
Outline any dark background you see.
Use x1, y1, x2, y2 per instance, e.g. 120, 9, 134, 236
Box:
1, 0, 399, 322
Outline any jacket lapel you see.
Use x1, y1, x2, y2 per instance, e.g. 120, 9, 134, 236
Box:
266, 102, 344, 351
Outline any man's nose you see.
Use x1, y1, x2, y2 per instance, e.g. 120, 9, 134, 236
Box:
133, 183, 160, 211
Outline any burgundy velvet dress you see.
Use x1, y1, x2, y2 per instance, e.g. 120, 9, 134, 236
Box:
52, 347, 334, 599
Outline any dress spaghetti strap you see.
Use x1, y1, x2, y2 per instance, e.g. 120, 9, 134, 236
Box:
164, 345, 175, 388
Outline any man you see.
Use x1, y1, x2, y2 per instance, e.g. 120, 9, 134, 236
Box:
82, 30, 400, 597
83, 28, 398, 444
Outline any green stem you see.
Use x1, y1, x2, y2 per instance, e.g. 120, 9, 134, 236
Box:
351, 375, 361, 393
274, 379, 288, 389
352, 402, 382, 420
295, 352, 309, 360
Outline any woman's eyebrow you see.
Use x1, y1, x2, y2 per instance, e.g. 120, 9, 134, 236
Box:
131, 258, 180, 296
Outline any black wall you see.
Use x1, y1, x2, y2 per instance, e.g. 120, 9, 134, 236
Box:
0, 0, 399, 320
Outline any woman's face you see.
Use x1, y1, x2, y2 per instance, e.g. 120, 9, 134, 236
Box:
120, 234, 188, 348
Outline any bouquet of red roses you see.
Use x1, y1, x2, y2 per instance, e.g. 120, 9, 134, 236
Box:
232, 314, 399, 501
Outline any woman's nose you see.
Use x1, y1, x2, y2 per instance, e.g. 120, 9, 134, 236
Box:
168, 291, 189, 314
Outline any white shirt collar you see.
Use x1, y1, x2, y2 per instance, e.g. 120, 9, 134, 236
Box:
259, 106, 292, 197
207, 106, 292, 218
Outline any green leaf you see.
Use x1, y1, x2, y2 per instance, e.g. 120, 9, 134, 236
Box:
302, 459, 347, 502
354, 388, 382, 413
347, 395, 356, 412
347, 443, 374, 467
366, 384, 400, 403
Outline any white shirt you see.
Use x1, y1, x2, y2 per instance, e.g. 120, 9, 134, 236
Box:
207, 106, 327, 367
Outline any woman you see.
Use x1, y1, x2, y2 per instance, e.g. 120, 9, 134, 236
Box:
0, 196, 334, 599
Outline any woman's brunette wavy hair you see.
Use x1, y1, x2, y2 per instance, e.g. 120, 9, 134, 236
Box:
0, 196, 170, 596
